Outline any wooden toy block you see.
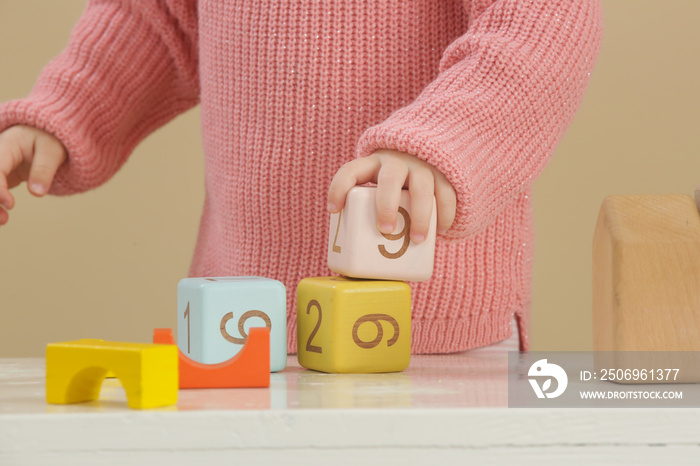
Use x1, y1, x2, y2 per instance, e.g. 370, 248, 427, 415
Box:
154, 327, 270, 389
178, 277, 286, 372
327, 186, 436, 282
297, 277, 411, 373
593, 194, 700, 352
46, 339, 178, 409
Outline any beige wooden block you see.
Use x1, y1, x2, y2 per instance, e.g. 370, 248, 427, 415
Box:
593, 194, 700, 352
327, 186, 436, 282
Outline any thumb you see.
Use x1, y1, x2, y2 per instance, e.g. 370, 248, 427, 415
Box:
27, 133, 67, 196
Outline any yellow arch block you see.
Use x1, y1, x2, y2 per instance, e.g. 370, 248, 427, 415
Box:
46, 339, 178, 409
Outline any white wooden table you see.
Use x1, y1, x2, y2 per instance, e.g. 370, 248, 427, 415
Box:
1, 348, 699, 465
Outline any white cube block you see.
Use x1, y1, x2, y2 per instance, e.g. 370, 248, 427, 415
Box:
177, 277, 287, 372
327, 186, 436, 282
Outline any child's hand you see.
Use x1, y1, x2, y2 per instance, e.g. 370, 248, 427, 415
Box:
327, 149, 456, 243
0, 125, 67, 225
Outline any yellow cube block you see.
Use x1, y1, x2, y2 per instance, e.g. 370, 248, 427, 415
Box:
297, 277, 411, 373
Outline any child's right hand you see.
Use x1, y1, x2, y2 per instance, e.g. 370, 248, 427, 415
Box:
0, 125, 67, 225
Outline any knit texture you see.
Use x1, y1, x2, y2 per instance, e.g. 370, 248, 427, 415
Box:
0, 0, 602, 353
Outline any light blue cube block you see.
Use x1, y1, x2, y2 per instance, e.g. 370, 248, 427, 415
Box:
177, 277, 287, 372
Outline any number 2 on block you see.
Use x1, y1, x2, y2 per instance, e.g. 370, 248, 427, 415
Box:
378, 207, 411, 259
305, 300, 323, 354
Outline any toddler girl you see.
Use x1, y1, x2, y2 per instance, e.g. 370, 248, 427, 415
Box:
0, 0, 603, 353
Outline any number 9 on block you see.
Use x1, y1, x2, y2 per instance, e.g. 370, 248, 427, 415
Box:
328, 186, 436, 282
297, 277, 411, 373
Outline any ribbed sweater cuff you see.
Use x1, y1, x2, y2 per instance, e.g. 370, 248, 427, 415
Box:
0, 0, 199, 196
0, 99, 90, 196
357, 125, 477, 240
357, 0, 603, 241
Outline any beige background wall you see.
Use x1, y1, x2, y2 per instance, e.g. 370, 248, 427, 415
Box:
1, 1, 699, 356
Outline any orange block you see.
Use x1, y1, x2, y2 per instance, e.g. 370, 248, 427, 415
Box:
153, 327, 270, 389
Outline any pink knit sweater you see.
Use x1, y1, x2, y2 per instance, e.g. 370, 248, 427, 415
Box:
0, 0, 602, 353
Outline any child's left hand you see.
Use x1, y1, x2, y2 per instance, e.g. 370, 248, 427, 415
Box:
327, 149, 456, 243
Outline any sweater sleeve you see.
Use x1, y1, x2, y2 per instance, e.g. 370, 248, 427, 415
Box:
357, 0, 603, 239
0, 0, 199, 195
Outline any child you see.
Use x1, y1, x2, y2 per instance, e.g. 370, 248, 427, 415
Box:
0, 0, 603, 353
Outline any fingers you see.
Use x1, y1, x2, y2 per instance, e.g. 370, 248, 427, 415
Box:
407, 166, 435, 243
328, 150, 457, 241
327, 156, 380, 213
27, 132, 67, 197
0, 125, 67, 226
432, 168, 457, 235
0, 130, 25, 220
375, 157, 409, 234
